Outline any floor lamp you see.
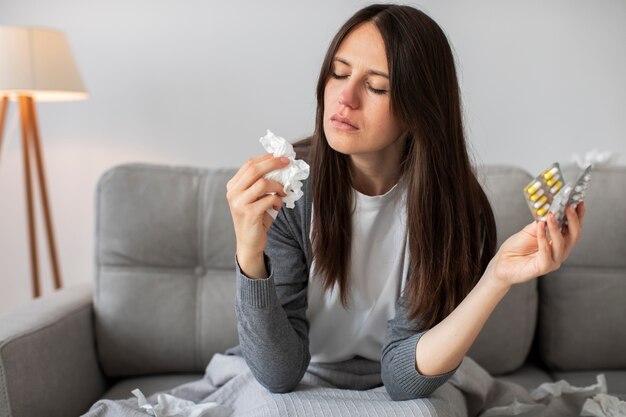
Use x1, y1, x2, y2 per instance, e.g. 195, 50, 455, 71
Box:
0, 26, 87, 298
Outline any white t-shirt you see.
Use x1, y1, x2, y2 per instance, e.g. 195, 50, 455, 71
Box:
306, 179, 409, 363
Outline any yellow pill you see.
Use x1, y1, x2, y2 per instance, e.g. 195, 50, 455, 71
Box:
550, 181, 563, 194
526, 181, 541, 195
533, 196, 548, 208
536, 205, 550, 216
529, 188, 545, 202
543, 167, 559, 180
546, 174, 560, 187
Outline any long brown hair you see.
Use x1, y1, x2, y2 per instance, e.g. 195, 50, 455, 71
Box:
296, 4, 497, 331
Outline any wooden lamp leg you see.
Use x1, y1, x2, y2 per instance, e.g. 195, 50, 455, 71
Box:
25, 97, 63, 291
3, 96, 62, 299
19, 96, 41, 298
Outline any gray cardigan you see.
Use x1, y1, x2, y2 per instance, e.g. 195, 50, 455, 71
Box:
229, 177, 459, 401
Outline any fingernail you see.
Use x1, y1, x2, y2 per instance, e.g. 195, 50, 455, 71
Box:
280, 156, 290, 164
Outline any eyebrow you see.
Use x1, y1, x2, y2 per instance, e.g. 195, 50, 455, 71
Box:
333, 57, 389, 79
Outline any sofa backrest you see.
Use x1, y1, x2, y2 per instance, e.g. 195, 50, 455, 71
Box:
95, 162, 624, 378
467, 165, 537, 375
95, 164, 239, 377
538, 165, 626, 371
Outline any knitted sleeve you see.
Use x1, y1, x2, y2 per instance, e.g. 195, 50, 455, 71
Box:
381, 298, 460, 400
234, 203, 310, 393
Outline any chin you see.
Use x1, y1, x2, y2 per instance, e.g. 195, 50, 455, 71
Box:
324, 124, 362, 155
325, 131, 357, 155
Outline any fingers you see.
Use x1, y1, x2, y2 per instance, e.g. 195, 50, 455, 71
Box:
559, 201, 586, 259
251, 193, 284, 218
577, 201, 586, 229
242, 178, 286, 204
564, 204, 582, 245
262, 212, 274, 231
536, 221, 555, 271
227, 153, 274, 192
226, 153, 289, 258
231, 155, 289, 192
228, 178, 285, 216
546, 213, 565, 263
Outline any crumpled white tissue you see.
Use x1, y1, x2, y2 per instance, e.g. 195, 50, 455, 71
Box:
530, 374, 607, 401
481, 374, 626, 417
131, 388, 232, 417
259, 129, 310, 218
572, 148, 617, 169
581, 393, 626, 417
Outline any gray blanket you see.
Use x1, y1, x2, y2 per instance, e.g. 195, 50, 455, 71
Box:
82, 354, 609, 417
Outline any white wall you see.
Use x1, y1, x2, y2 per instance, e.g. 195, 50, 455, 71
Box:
1, 0, 624, 314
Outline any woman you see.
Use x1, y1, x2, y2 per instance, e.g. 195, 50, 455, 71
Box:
226, 4, 584, 401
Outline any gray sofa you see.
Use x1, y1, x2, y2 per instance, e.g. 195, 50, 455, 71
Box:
1, 162, 624, 417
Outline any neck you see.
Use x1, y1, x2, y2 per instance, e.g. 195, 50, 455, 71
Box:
350, 165, 400, 196
348, 139, 405, 196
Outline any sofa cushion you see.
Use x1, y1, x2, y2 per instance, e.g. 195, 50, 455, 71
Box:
539, 165, 626, 371
466, 166, 538, 375
95, 164, 239, 377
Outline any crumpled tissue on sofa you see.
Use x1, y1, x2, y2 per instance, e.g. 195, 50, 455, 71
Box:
132, 388, 232, 417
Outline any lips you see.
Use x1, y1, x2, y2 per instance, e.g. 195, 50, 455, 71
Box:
330, 114, 359, 130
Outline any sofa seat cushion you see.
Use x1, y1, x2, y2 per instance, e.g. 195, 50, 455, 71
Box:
101, 374, 204, 401
550, 370, 626, 397
495, 363, 554, 391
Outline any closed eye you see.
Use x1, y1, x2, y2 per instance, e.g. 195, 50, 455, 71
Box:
367, 85, 388, 95
330, 72, 388, 95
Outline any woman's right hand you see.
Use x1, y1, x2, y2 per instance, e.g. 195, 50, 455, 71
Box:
226, 153, 289, 274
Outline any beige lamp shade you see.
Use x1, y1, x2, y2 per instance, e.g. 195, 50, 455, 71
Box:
0, 26, 87, 101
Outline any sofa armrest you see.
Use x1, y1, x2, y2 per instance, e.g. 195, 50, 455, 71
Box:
0, 282, 108, 417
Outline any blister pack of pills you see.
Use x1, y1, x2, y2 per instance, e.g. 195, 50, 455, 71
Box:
523, 162, 592, 228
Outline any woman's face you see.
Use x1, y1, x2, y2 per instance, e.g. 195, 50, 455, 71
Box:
323, 22, 404, 157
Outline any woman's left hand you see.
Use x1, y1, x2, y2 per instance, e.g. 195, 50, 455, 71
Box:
488, 202, 586, 289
